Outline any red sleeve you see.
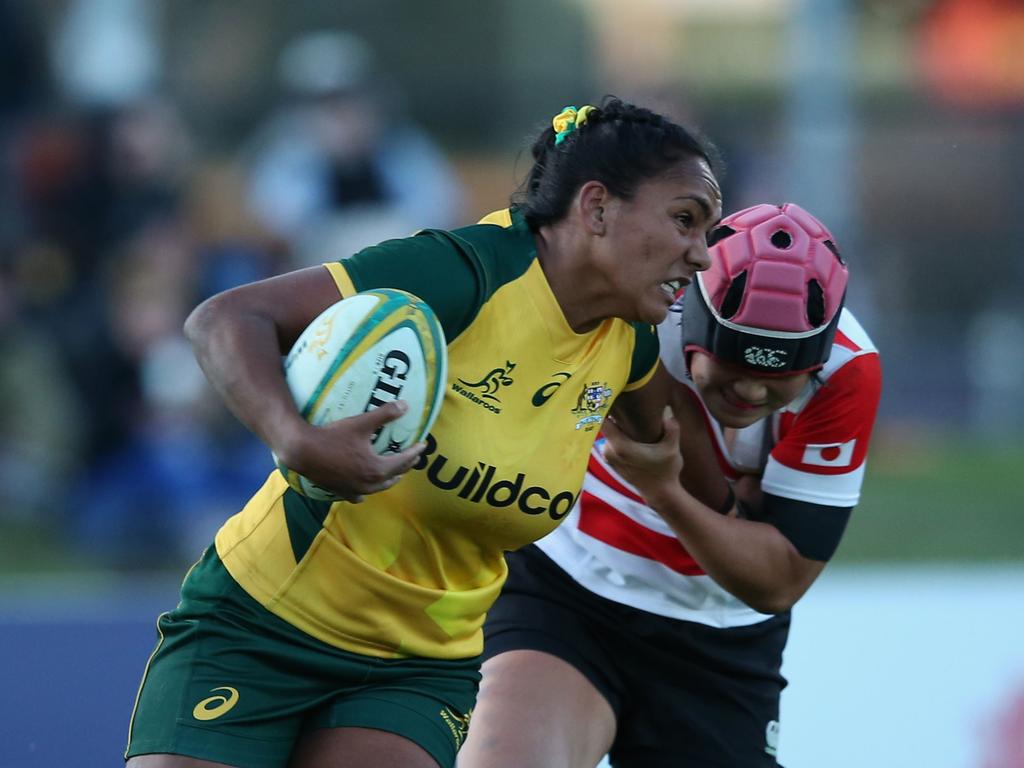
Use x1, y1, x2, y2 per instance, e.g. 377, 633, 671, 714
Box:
771, 352, 882, 477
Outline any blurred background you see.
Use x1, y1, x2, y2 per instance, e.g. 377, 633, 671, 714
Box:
0, 0, 1021, 765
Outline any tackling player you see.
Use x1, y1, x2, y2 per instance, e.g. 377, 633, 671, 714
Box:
461, 203, 882, 767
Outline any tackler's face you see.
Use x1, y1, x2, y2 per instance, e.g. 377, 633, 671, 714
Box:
689, 350, 811, 428
596, 156, 722, 326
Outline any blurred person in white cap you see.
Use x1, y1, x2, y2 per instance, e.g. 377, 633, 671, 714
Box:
244, 30, 464, 266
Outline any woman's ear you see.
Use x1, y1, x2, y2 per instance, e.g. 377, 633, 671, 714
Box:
576, 180, 609, 236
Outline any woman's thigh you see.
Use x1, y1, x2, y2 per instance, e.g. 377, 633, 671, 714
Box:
289, 727, 440, 768
458, 650, 615, 768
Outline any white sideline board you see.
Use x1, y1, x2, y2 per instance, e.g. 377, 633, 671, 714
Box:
596, 565, 1024, 768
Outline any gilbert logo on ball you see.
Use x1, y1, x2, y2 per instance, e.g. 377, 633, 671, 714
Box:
274, 288, 447, 501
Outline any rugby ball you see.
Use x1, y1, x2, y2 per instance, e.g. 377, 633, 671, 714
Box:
274, 288, 447, 500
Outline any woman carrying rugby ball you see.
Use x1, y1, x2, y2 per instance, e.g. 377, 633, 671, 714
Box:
125, 97, 723, 768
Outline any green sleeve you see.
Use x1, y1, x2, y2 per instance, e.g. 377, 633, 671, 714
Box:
627, 322, 660, 388
339, 230, 486, 342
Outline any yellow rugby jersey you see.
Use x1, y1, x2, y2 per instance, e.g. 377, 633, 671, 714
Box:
215, 208, 658, 659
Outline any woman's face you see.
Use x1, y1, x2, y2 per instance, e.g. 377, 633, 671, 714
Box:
689, 351, 811, 428
595, 156, 722, 325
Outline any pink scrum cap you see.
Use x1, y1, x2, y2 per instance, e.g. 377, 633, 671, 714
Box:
680, 203, 849, 373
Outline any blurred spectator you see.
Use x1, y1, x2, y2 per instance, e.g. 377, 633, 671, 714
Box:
0, 0, 50, 250
0, 264, 84, 523
0, 1, 48, 117
3, 0, 271, 566
9, 98, 192, 463
70, 223, 274, 568
185, 161, 286, 299
51, 0, 161, 109
243, 30, 464, 265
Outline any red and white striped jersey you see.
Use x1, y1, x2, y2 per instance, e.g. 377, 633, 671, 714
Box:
535, 308, 881, 627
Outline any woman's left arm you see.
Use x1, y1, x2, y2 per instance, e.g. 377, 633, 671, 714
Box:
607, 364, 670, 443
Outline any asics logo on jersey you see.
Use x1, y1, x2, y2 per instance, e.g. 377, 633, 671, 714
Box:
413, 434, 578, 519
744, 346, 788, 369
454, 361, 516, 413
192, 686, 239, 721
532, 372, 572, 406
571, 381, 614, 431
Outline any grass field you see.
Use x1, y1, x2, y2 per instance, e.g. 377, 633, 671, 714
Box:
835, 431, 1024, 562
1, 432, 1022, 575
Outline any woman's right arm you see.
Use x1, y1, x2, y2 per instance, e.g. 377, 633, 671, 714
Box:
184, 265, 424, 501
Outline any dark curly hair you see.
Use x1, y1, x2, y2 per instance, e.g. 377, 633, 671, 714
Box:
513, 96, 719, 230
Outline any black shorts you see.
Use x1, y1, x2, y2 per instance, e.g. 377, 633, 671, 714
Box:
483, 545, 791, 767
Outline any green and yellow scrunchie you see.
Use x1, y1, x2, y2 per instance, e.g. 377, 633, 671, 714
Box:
553, 104, 596, 145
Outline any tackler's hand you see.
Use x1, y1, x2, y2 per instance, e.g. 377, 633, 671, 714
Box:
602, 406, 683, 506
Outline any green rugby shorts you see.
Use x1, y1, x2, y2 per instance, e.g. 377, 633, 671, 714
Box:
125, 546, 480, 768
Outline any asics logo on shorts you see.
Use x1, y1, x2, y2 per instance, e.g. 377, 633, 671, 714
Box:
192, 686, 240, 721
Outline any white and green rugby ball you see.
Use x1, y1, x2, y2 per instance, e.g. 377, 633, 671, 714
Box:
274, 288, 447, 500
